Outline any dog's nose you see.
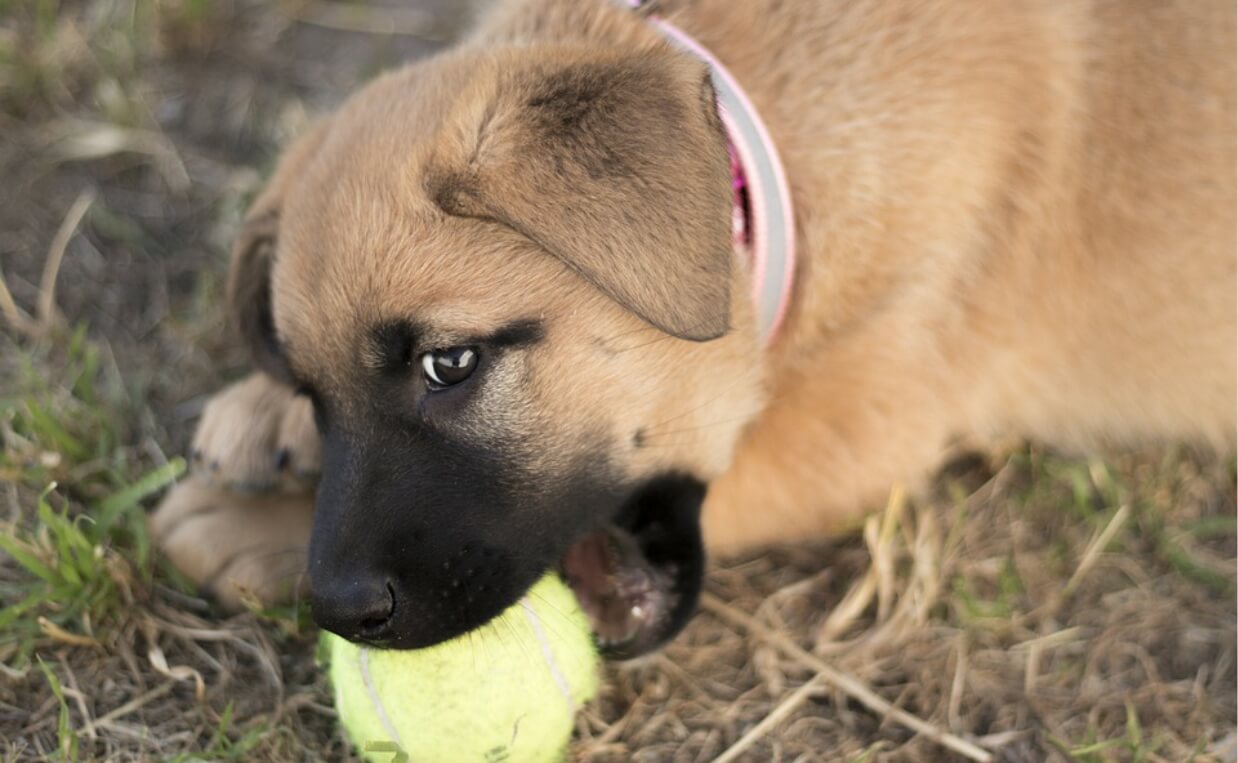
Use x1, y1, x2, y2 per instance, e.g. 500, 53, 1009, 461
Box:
311, 576, 396, 643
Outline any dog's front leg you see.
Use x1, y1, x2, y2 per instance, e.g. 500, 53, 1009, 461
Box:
149, 479, 315, 610
149, 372, 319, 610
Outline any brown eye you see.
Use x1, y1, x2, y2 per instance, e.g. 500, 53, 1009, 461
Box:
421, 347, 478, 389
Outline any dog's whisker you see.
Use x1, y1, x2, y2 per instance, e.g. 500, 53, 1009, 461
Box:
467, 629, 478, 676
202, 544, 294, 592
590, 306, 744, 352
525, 590, 576, 645
641, 373, 758, 434
644, 413, 761, 440
640, 419, 762, 447
527, 590, 572, 623
598, 310, 729, 348
240, 547, 309, 563
603, 330, 680, 354
265, 566, 312, 586
289, 569, 311, 602
480, 619, 502, 666
593, 323, 663, 344
499, 611, 534, 663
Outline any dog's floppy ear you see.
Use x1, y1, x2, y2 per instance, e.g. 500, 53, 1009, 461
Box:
431, 49, 734, 341
227, 120, 331, 383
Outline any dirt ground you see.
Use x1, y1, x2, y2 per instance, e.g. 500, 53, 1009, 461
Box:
1, 2, 1234, 761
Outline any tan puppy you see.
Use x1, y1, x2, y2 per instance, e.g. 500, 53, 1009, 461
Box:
152, 0, 1236, 655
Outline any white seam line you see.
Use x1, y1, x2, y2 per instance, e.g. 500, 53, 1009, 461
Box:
520, 597, 576, 715
359, 646, 404, 750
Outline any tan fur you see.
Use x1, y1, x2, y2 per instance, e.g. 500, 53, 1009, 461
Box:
190, 373, 319, 489
152, 0, 1235, 608
149, 474, 313, 604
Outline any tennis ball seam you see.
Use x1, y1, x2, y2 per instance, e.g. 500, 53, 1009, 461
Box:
355, 593, 581, 756
357, 646, 404, 750
518, 597, 576, 716
332, 573, 598, 762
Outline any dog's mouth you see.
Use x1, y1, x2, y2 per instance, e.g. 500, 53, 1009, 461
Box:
558, 474, 707, 660
561, 527, 674, 656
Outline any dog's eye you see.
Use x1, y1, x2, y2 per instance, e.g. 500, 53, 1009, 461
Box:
421, 346, 479, 389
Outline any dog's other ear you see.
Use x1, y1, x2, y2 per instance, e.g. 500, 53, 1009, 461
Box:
227, 120, 332, 383
432, 49, 733, 341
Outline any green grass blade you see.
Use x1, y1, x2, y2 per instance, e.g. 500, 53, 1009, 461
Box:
95, 458, 186, 537
0, 533, 57, 584
22, 400, 88, 461
36, 656, 79, 762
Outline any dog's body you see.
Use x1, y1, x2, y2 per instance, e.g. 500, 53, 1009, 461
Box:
152, 0, 1236, 654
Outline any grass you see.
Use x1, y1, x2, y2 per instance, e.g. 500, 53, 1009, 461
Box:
1, 328, 328, 760
1, 1, 1235, 761
0, 326, 183, 664
1048, 701, 1179, 763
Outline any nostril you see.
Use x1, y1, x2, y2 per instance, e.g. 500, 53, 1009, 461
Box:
312, 576, 398, 643
358, 581, 396, 636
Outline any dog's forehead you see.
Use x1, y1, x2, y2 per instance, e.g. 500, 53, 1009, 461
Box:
268, 191, 601, 397
260, 53, 631, 386
273, 210, 557, 353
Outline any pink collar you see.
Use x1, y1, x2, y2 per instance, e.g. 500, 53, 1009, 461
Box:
627, 1, 796, 346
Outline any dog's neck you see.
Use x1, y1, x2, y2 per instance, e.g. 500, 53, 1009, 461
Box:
624, 0, 796, 346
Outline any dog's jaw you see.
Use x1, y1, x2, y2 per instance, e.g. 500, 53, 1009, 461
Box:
561, 473, 707, 659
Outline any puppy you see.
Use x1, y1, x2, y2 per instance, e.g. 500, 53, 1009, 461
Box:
152, 0, 1236, 657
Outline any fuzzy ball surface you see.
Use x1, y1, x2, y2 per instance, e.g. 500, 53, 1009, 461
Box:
327, 573, 599, 763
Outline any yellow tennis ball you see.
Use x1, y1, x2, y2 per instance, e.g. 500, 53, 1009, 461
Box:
326, 573, 599, 763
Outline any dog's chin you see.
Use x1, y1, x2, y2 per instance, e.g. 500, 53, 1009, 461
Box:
559, 473, 707, 660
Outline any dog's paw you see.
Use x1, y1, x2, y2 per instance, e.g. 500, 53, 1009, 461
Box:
149, 474, 314, 610
191, 373, 321, 492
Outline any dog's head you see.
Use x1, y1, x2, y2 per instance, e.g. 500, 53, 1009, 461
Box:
228, 41, 765, 657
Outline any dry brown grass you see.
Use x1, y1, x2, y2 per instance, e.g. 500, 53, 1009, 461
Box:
1, 2, 1234, 761
577, 450, 1235, 762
